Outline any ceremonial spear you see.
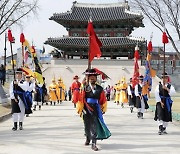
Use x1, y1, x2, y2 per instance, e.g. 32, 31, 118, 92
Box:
8, 30, 15, 80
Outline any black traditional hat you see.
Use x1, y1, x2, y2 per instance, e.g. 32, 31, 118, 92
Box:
138, 75, 144, 80
15, 68, 23, 74
85, 68, 100, 76
130, 78, 132, 82
161, 72, 168, 78
73, 75, 79, 79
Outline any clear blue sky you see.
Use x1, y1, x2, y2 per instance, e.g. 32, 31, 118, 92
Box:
0, 0, 163, 57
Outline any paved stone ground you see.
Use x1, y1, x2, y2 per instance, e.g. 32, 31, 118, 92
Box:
0, 101, 180, 154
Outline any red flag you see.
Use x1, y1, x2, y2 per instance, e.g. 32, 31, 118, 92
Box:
162, 32, 168, 44
20, 33, 25, 43
8, 29, 14, 42
87, 21, 102, 62
134, 46, 140, 59
147, 41, 153, 53
132, 59, 139, 88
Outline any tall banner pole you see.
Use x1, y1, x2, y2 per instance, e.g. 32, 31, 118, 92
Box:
20, 33, 25, 67
8, 30, 15, 80
4, 33, 7, 82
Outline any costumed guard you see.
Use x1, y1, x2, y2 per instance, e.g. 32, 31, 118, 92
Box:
23, 74, 35, 117
128, 78, 136, 113
154, 73, 176, 135
9, 68, 32, 130
71, 75, 81, 108
49, 78, 58, 105
76, 69, 111, 151
57, 77, 66, 103
135, 75, 149, 119
114, 81, 121, 105
33, 79, 43, 110
119, 77, 128, 108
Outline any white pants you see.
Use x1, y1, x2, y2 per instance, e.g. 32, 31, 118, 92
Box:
137, 98, 145, 113
12, 100, 25, 122
158, 120, 168, 128
33, 101, 42, 107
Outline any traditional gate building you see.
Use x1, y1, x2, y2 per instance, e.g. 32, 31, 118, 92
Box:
45, 1, 146, 59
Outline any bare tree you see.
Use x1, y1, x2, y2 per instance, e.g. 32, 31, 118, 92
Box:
130, 0, 180, 58
0, 0, 39, 35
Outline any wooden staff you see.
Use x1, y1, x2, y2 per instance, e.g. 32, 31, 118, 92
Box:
8, 29, 15, 80
20, 33, 25, 67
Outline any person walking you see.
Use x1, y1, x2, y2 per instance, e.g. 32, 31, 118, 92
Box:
9, 68, 30, 131
76, 69, 111, 151
154, 72, 176, 135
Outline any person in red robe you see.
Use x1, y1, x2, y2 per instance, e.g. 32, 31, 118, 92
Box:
71, 75, 81, 108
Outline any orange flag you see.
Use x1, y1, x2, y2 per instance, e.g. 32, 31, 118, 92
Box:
87, 21, 102, 62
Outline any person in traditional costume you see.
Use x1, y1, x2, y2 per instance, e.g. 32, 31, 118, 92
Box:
33, 79, 44, 110
114, 81, 121, 105
56, 77, 66, 103
23, 74, 35, 117
9, 68, 32, 130
119, 76, 128, 108
154, 72, 176, 135
76, 68, 111, 151
128, 78, 136, 113
49, 78, 58, 105
71, 75, 81, 108
134, 75, 149, 119
42, 77, 48, 105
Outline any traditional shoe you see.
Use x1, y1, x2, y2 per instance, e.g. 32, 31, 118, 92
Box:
19, 122, 23, 130
130, 107, 133, 113
85, 140, 90, 146
91, 144, 98, 151
12, 122, 17, 131
163, 127, 168, 134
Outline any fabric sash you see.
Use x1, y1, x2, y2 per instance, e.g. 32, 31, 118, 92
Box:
13, 90, 31, 109
160, 96, 173, 112
86, 98, 111, 139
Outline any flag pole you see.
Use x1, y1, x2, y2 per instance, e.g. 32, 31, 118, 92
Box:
8, 30, 15, 80
20, 33, 25, 67
4, 33, 7, 82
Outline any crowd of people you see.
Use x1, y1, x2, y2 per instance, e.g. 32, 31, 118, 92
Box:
9, 67, 176, 151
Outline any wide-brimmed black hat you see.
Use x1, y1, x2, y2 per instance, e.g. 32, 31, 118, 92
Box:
138, 75, 144, 80
15, 68, 23, 74
85, 69, 100, 76
161, 72, 168, 78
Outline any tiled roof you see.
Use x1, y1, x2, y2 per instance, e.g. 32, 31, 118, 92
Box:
50, 1, 143, 23
45, 36, 145, 49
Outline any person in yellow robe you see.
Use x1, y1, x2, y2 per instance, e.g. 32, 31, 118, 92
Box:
49, 79, 58, 105
119, 77, 128, 108
114, 80, 121, 105
56, 77, 66, 103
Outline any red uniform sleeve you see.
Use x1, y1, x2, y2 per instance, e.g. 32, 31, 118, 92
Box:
99, 90, 107, 105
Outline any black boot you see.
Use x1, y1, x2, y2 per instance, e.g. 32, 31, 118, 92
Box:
140, 112, 143, 119
91, 140, 98, 151
39, 105, 41, 110
33, 105, 36, 111
84, 137, 90, 146
74, 103, 76, 108
19, 122, 23, 130
130, 107, 133, 113
54, 102, 56, 106
137, 112, 141, 118
12, 122, 17, 131
162, 127, 168, 134
50, 101, 52, 105
158, 125, 163, 135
